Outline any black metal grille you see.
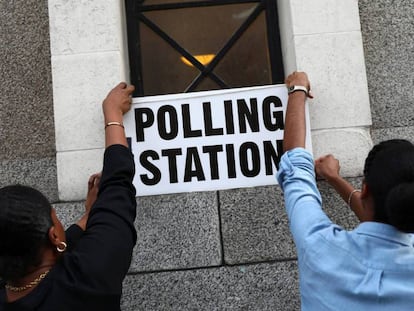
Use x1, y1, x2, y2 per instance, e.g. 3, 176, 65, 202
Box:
125, 0, 284, 96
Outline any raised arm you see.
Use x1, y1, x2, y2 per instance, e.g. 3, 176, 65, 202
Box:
283, 72, 312, 152
277, 72, 334, 247
102, 82, 135, 147
62, 82, 137, 294
70, 83, 134, 233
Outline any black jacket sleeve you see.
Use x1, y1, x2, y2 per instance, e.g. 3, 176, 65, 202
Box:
60, 144, 137, 294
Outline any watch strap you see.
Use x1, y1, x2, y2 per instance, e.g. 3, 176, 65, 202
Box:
287, 85, 309, 96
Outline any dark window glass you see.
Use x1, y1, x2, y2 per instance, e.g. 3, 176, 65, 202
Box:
125, 0, 284, 96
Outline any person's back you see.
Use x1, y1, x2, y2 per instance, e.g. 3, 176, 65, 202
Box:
278, 72, 414, 310
298, 219, 414, 310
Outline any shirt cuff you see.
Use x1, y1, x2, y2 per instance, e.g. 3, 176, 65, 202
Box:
277, 148, 315, 187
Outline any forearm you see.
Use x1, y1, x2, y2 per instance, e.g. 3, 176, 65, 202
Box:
277, 148, 331, 248
104, 112, 128, 148
283, 91, 307, 151
283, 71, 311, 152
102, 82, 135, 148
326, 175, 364, 221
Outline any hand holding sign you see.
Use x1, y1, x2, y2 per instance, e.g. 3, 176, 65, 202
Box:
103, 82, 135, 148
103, 82, 135, 122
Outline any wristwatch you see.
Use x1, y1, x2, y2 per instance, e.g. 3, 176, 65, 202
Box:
287, 85, 309, 96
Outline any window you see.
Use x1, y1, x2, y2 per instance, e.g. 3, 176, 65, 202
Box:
125, 0, 284, 96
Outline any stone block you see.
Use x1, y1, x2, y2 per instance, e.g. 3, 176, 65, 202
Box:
57, 148, 105, 201
291, 0, 361, 35
122, 261, 300, 311
311, 128, 373, 178
220, 185, 296, 265
48, 0, 123, 55
359, 0, 414, 129
51, 52, 123, 152
295, 32, 371, 130
131, 191, 222, 272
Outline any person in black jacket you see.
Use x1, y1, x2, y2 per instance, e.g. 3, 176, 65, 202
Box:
0, 82, 137, 310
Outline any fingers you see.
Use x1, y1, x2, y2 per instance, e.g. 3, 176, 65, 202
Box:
117, 82, 127, 89
117, 83, 135, 104
315, 154, 340, 180
88, 173, 101, 190
125, 84, 135, 93
315, 154, 336, 167
85, 172, 102, 211
103, 82, 135, 116
285, 71, 308, 84
111, 82, 134, 98
116, 82, 135, 93
317, 154, 335, 161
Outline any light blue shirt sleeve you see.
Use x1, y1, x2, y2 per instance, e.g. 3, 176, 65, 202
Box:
277, 148, 333, 251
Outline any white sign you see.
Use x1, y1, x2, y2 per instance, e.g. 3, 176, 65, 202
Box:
124, 84, 312, 196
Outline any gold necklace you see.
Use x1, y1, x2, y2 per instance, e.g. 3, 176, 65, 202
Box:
5, 270, 50, 292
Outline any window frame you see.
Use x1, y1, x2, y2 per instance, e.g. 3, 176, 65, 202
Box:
125, 0, 284, 96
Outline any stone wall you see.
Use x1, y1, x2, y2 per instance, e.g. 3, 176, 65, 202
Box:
359, 0, 414, 143
0, 0, 58, 201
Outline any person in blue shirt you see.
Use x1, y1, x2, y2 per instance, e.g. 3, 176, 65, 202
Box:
277, 71, 414, 310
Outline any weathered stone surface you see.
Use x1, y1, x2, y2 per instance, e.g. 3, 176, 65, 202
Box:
0, 0, 55, 161
359, 0, 414, 129
220, 185, 296, 265
121, 260, 300, 311
131, 192, 222, 272
1, 157, 58, 203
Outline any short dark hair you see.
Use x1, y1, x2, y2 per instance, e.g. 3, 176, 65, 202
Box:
363, 139, 414, 232
0, 185, 53, 280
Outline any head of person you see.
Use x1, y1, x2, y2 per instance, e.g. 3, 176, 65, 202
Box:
362, 139, 414, 232
0, 185, 65, 282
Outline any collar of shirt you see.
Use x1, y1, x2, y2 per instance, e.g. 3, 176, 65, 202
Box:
354, 221, 414, 247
